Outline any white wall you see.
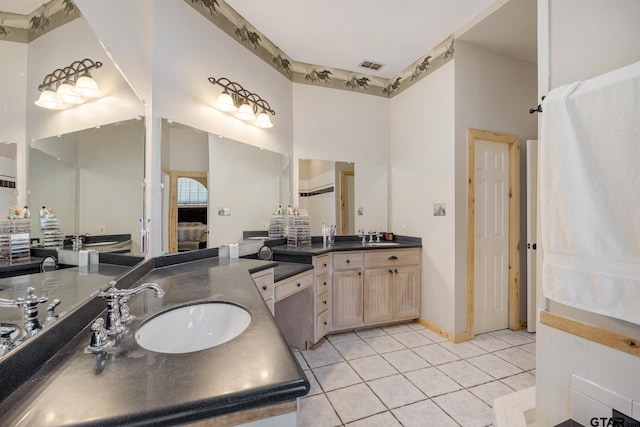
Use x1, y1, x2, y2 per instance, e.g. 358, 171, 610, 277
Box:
292, 83, 390, 209
77, 121, 144, 246
454, 41, 538, 332
167, 127, 208, 172
536, 1, 640, 424
390, 62, 457, 333
0, 41, 27, 145
29, 149, 77, 239
354, 162, 388, 234
208, 136, 284, 247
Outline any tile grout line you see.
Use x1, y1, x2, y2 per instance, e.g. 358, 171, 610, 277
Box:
297, 324, 536, 427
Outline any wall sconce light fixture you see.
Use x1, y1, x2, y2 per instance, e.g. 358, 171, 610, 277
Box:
35, 58, 103, 110
208, 77, 275, 128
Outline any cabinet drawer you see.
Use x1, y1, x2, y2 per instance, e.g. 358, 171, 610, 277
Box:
316, 291, 329, 315
333, 252, 363, 270
316, 309, 330, 338
252, 268, 274, 300
315, 254, 331, 276
274, 271, 313, 301
316, 272, 330, 295
364, 249, 420, 268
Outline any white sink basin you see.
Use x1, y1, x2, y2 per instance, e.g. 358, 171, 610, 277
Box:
135, 302, 251, 354
367, 242, 400, 247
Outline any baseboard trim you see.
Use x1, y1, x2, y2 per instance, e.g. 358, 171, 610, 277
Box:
417, 318, 470, 343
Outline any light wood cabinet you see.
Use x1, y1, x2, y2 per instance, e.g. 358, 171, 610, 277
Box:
363, 268, 394, 324
251, 268, 275, 315
331, 248, 421, 332
332, 252, 364, 330
312, 254, 332, 345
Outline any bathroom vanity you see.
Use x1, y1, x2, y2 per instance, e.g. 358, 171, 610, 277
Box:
264, 236, 422, 349
0, 237, 421, 426
0, 253, 309, 426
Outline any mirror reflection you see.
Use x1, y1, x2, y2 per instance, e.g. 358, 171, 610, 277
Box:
298, 159, 388, 236
161, 120, 291, 252
29, 118, 145, 253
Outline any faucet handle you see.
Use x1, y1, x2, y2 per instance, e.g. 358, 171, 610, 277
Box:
44, 299, 61, 326
118, 296, 133, 325
85, 318, 111, 353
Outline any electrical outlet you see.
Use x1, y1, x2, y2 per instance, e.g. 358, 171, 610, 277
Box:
402, 224, 406, 233
99, 225, 106, 234
262, 222, 267, 230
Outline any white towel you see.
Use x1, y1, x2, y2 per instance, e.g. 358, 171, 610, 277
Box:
540, 61, 640, 324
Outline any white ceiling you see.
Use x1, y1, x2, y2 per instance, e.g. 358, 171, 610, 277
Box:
225, 0, 536, 79
0, 0, 537, 78
0, 0, 44, 15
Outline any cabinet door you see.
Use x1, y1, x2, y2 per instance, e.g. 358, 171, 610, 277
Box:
332, 270, 363, 330
394, 265, 420, 319
364, 268, 394, 324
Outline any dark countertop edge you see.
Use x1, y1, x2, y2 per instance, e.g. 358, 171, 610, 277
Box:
93, 384, 308, 427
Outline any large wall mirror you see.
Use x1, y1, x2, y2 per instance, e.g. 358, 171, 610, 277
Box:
29, 118, 145, 249
0, 9, 145, 359
161, 120, 291, 253
299, 159, 388, 236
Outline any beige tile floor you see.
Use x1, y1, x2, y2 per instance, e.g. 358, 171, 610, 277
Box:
294, 322, 536, 427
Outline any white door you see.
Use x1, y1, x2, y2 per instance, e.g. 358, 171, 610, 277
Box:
526, 140, 538, 332
475, 140, 510, 334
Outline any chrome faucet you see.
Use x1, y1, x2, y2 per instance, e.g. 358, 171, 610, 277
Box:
97, 280, 165, 336
0, 287, 48, 337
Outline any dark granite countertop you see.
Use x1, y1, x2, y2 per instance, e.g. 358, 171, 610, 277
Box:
273, 261, 314, 282
0, 257, 309, 426
269, 236, 422, 257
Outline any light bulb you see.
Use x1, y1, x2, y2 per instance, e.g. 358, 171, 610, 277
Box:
235, 103, 255, 121
35, 90, 66, 110
56, 82, 85, 105
255, 111, 273, 128
74, 74, 103, 98
215, 91, 237, 112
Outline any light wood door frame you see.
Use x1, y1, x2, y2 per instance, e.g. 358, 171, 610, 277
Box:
168, 171, 208, 253
339, 171, 354, 235
467, 129, 521, 338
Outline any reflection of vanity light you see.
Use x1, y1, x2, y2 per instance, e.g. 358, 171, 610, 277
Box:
35, 59, 103, 110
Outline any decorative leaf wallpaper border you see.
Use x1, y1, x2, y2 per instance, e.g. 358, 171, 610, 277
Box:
187, 0, 455, 98
0, 0, 80, 43
0, 0, 454, 98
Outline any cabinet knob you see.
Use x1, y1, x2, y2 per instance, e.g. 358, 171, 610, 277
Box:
358, 272, 362, 276
323, 300, 327, 305
394, 269, 398, 274
346, 259, 350, 263
262, 286, 267, 291
324, 321, 328, 325
323, 263, 327, 267
323, 281, 327, 286
389, 269, 393, 274
297, 283, 301, 287
388, 255, 398, 260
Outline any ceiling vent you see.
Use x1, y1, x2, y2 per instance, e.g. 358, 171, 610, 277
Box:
359, 60, 384, 71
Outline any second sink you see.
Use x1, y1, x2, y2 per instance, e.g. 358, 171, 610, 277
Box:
135, 301, 251, 354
